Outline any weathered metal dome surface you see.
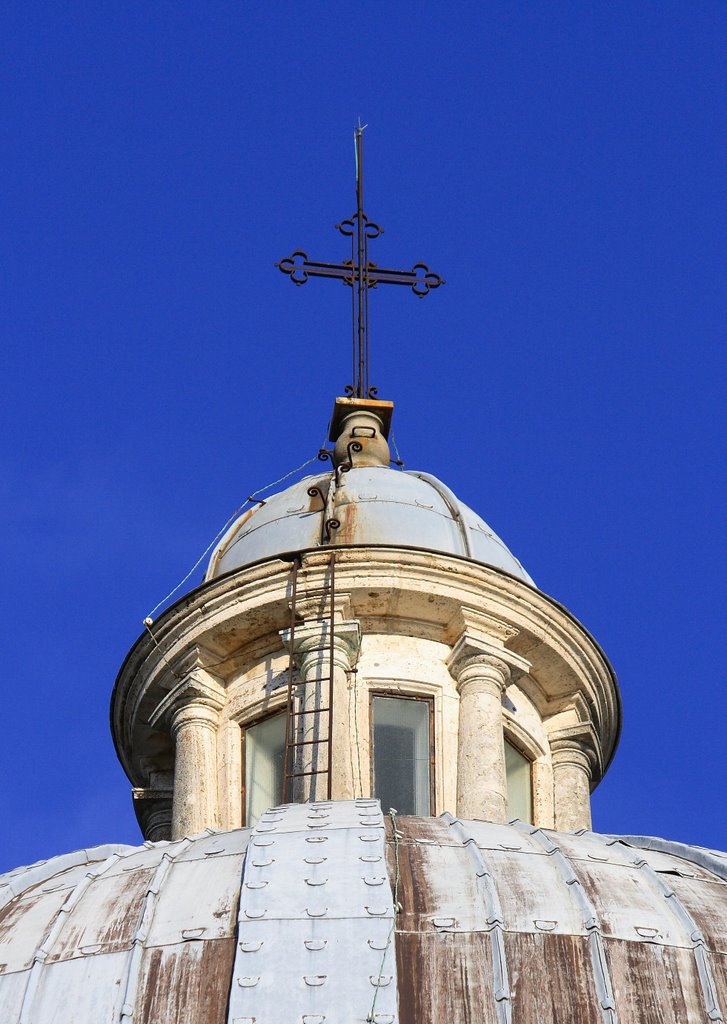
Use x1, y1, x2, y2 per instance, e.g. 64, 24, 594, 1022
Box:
3, 800, 727, 1024
206, 467, 534, 585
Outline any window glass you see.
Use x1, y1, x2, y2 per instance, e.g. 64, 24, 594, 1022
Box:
505, 739, 532, 823
372, 696, 431, 815
245, 712, 286, 826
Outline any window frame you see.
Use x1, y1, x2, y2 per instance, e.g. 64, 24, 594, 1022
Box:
503, 733, 534, 824
368, 691, 436, 816
240, 707, 287, 828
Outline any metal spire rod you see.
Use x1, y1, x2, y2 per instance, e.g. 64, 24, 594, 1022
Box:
275, 126, 445, 399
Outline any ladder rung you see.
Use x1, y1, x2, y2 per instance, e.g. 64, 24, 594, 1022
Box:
286, 768, 331, 778
287, 736, 330, 748
289, 706, 331, 717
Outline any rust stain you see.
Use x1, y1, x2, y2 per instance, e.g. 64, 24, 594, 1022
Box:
395, 931, 498, 1024
48, 867, 156, 961
506, 933, 601, 1024
137, 937, 236, 1024
667, 875, 727, 955
603, 938, 701, 1024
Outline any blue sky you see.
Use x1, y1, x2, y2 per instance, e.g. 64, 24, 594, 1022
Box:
1, 2, 725, 872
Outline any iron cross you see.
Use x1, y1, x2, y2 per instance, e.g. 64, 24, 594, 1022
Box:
276, 126, 445, 399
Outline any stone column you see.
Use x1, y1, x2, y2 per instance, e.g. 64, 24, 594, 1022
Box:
282, 621, 361, 804
448, 643, 511, 822
170, 701, 221, 839
550, 727, 596, 831
148, 653, 226, 841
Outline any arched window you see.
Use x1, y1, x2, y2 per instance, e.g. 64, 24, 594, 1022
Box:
371, 694, 433, 816
243, 711, 286, 826
504, 738, 532, 823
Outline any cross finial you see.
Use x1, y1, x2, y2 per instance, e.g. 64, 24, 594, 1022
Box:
275, 127, 445, 399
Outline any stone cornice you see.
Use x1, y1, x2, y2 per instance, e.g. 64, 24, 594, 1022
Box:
111, 547, 620, 789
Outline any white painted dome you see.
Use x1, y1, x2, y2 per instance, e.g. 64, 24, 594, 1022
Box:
2, 801, 726, 1023
206, 466, 534, 584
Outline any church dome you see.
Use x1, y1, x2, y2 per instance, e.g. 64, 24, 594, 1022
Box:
2, 801, 726, 1023
206, 466, 534, 585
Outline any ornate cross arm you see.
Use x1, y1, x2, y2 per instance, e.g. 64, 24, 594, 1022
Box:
276, 251, 445, 297
275, 125, 444, 398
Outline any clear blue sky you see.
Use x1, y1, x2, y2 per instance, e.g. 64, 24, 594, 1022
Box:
1, 3, 725, 873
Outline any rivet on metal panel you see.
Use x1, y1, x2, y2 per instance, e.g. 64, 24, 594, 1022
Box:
305, 907, 328, 917
369, 976, 393, 987
253, 837, 275, 847
239, 941, 264, 952
307, 823, 328, 830
359, 834, 379, 843
431, 917, 456, 929
305, 836, 329, 844
371, 1016, 394, 1024
232, 1018, 256, 1024
365, 905, 388, 916
245, 881, 268, 889
181, 928, 206, 940
303, 975, 328, 986
305, 877, 328, 886
237, 977, 260, 987
587, 852, 609, 862
252, 858, 275, 867
534, 920, 557, 931
635, 926, 659, 939
301, 1015, 326, 1023
257, 824, 278, 833
368, 938, 388, 950
363, 876, 386, 886
360, 855, 382, 863
304, 856, 327, 865
244, 909, 266, 919
304, 939, 328, 951
79, 943, 102, 955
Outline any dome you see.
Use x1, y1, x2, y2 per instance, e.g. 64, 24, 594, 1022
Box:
2, 800, 727, 1023
206, 467, 534, 585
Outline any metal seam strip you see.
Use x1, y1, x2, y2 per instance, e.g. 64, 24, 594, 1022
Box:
443, 814, 511, 1024
612, 835, 727, 883
227, 799, 398, 1024
118, 837, 192, 1023
594, 833, 724, 1023
18, 851, 127, 1024
409, 473, 473, 558
511, 823, 618, 1024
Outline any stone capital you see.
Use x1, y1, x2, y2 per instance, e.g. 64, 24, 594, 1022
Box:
148, 649, 226, 731
280, 620, 361, 675
447, 630, 531, 689
549, 723, 600, 776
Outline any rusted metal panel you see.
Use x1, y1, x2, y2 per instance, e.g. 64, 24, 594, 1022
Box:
506, 933, 602, 1024
564, 859, 687, 946
395, 931, 498, 1024
604, 939, 704, 1024
483, 847, 585, 937
666, 876, 727, 955
144, 853, 242, 947
228, 799, 398, 1024
137, 938, 236, 1024
45, 866, 155, 961
25, 952, 130, 1024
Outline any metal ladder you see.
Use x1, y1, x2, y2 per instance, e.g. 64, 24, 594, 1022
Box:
282, 551, 336, 803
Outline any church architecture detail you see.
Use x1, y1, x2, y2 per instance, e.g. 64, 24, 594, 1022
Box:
2, 133, 726, 1024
